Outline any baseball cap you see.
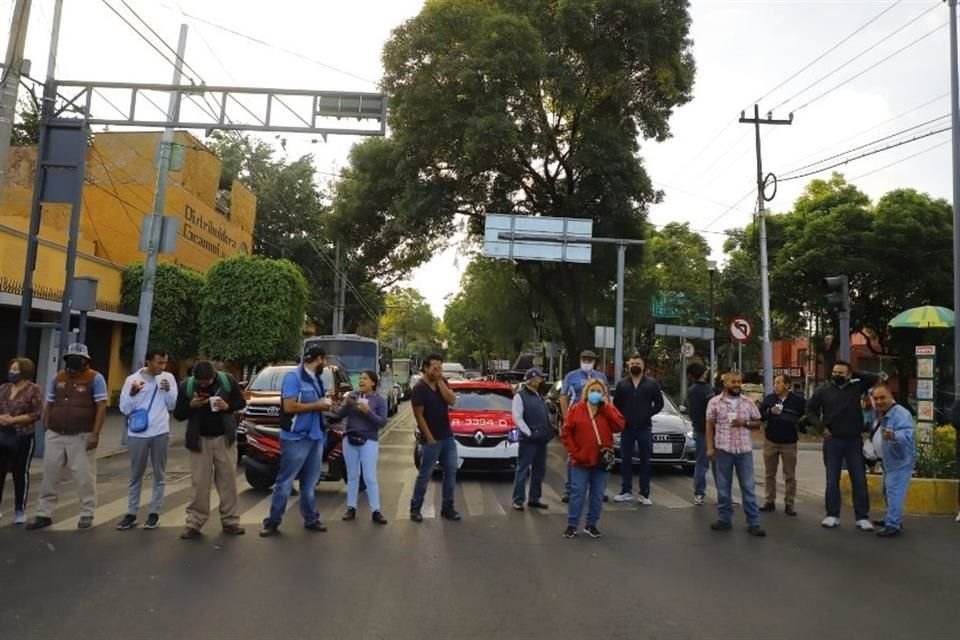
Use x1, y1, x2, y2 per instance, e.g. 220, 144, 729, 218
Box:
524, 367, 546, 381
65, 343, 90, 360
579, 350, 597, 360
303, 345, 326, 363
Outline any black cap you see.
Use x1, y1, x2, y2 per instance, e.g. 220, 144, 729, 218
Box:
303, 345, 326, 363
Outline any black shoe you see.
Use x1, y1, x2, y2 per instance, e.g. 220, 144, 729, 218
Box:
372, 511, 388, 525
144, 513, 160, 529
342, 507, 357, 521
221, 524, 246, 535
602, 494, 609, 503
785, 506, 797, 517
872, 519, 887, 527
115, 514, 137, 531
877, 526, 901, 538
561, 492, 570, 504
440, 508, 462, 521
410, 509, 423, 523
584, 525, 603, 539
259, 522, 279, 537
304, 521, 327, 532
747, 525, 767, 537
759, 503, 776, 512
562, 525, 578, 539
512, 502, 524, 511
710, 520, 732, 531
527, 501, 549, 510
26, 516, 52, 531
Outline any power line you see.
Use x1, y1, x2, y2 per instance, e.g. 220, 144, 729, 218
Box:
119, 0, 206, 83
100, 0, 195, 84
702, 187, 759, 231
849, 138, 950, 181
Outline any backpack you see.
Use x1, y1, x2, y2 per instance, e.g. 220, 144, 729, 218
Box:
185, 371, 232, 397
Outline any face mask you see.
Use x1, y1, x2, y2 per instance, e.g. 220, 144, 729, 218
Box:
629, 366, 644, 376
64, 355, 85, 372
580, 361, 594, 373
832, 375, 847, 387
587, 390, 603, 404
8, 371, 21, 384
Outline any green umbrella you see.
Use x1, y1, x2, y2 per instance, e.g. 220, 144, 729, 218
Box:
887, 305, 955, 329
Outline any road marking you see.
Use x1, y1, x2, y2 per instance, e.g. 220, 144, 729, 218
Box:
395, 479, 415, 520
421, 481, 436, 519
462, 481, 485, 516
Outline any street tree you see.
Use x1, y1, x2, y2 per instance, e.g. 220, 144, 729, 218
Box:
380, 287, 442, 357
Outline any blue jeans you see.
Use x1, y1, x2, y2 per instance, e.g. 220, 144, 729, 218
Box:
883, 464, 913, 530
823, 436, 870, 520
512, 441, 548, 504
714, 450, 760, 526
411, 436, 458, 512
693, 432, 714, 497
344, 439, 380, 512
265, 436, 324, 527
567, 465, 609, 527
620, 428, 652, 496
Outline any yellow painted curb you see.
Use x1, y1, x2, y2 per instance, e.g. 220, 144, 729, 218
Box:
840, 471, 958, 515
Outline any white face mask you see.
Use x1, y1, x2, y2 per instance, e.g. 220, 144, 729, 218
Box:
580, 361, 594, 373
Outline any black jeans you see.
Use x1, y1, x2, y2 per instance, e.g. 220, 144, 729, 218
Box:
0, 432, 36, 512
620, 428, 652, 497
823, 436, 869, 520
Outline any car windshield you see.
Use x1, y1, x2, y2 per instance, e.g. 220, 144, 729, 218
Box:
305, 338, 376, 373
248, 367, 295, 392
453, 389, 514, 411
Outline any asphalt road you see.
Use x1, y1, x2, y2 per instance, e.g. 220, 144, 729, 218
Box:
1, 402, 957, 639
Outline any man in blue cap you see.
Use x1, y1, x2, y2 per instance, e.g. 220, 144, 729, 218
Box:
511, 368, 553, 511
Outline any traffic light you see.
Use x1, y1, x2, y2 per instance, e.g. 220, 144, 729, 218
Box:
823, 275, 849, 310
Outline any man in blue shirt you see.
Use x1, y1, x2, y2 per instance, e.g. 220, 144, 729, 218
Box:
260, 346, 333, 537
870, 385, 916, 538
559, 350, 607, 502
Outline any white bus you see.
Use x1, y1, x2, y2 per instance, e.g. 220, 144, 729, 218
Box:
303, 334, 399, 415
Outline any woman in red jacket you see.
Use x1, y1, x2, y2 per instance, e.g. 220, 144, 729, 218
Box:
561, 378, 625, 539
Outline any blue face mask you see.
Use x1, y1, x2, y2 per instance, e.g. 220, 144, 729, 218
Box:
7, 371, 20, 384
587, 390, 603, 405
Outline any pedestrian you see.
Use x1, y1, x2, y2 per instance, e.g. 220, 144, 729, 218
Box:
612, 354, 663, 506
870, 385, 916, 538
511, 367, 553, 511
706, 371, 766, 537
26, 343, 107, 531
686, 363, 715, 505
174, 360, 246, 539
758, 373, 806, 516
805, 360, 882, 531
115, 349, 178, 531
409, 354, 461, 522
0, 357, 42, 525
559, 350, 607, 503
337, 369, 389, 525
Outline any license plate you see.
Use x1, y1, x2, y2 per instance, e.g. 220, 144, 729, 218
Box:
653, 442, 673, 454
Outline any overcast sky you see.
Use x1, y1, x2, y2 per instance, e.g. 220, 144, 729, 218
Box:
7, 0, 953, 318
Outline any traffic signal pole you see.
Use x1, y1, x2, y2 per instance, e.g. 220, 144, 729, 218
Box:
948, 0, 960, 399
824, 275, 850, 362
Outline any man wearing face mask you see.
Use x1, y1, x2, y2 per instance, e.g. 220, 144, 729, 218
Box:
26, 343, 108, 531
806, 360, 882, 531
559, 350, 608, 503
613, 354, 664, 505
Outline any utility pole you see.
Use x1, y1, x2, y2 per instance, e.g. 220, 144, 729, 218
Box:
131, 24, 188, 370
948, 0, 960, 399
332, 242, 341, 334
0, 0, 32, 200
739, 104, 792, 395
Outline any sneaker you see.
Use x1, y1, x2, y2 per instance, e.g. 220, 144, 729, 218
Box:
710, 520, 732, 531
259, 522, 279, 537
562, 525, 578, 539
855, 519, 875, 532
512, 502, 524, 511
77, 516, 94, 529
955, 511, 960, 523
821, 516, 840, 528
693, 494, 705, 506
144, 513, 160, 530
602, 494, 609, 503
561, 492, 570, 504
14, 510, 26, 525
410, 509, 423, 523
637, 495, 653, 506
372, 511, 388, 525
527, 501, 549, 510
26, 516, 53, 531
179, 526, 201, 540
785, 506, 797, 517
876, 526, 901, 538
304, 521, 327, 532
115, 514, 137, 531
747, 525, 767, 537
440, 508, 462, 521
584, 525, 603, 538
613, 492, 633, 503
221, 524, 246, 535
758, 503, 776, 512
342, 507, 357, 521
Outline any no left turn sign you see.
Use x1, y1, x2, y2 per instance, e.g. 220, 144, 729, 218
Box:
729, 316, 752, 343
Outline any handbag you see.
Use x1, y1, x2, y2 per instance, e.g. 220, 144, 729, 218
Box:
590, 410, 616, 473
126, 383, 159, 434
0, 427, 18, 451
862, 415, 883, 462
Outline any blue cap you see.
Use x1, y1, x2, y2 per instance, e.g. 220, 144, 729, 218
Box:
524, 367, 545, 381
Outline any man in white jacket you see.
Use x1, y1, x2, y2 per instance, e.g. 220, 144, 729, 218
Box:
116, 349, 178, 530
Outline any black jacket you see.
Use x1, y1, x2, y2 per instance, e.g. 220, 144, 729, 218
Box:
760, 391, 806, 444
687, 381, 715, 434
805, 371, 879, 439
613, 376, 664, 430
173, 373, 246, 452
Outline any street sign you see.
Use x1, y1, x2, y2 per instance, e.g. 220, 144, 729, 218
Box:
654, 324, 715, 340
483, 213, 592, 263
728, 316, 752, 343
681, 342, 695, 358
595, 326, 615, 350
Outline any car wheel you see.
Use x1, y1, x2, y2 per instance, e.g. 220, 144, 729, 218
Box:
245, 466, 275, 492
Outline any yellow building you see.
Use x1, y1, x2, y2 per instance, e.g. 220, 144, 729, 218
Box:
0, 131, 256, 403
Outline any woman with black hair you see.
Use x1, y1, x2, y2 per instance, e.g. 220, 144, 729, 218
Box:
337, 369, 388, 524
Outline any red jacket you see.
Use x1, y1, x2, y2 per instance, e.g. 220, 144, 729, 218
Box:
561, 401, 625, 468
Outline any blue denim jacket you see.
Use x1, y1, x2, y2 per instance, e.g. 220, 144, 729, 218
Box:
880, 404, 915, 471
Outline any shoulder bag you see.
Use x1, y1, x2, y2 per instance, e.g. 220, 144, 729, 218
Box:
590, 409, 616, 472
127, 383, 159, 434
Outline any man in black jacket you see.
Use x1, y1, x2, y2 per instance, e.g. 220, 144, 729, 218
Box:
806, 361, 881, 531
759, 373, 806, 516
686, 363, 715, 505
174, 361, 246, 539
612, 355, 664, 505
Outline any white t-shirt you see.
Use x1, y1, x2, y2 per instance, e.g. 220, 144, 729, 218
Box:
119, 370, 178, 438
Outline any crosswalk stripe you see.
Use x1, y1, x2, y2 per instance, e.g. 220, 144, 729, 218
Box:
421, 481, 436, 519
395, 479, 415, 520
462, 481, 485, 517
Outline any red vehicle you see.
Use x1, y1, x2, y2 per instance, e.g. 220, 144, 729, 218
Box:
413, 380, 520, 473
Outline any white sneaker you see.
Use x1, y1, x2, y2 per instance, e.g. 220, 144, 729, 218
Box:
14, 510, 26, 525
637, 495, 653, 506
612, 492, 633, 503
821, 516, 840, 528
693, 495, 705, 506
955, 511, 960, 523
856, 519, 875, 532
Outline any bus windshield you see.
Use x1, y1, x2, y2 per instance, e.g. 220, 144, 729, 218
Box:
305, 338, 376, 374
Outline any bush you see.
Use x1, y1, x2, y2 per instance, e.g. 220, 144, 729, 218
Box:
914, 425, 957, 479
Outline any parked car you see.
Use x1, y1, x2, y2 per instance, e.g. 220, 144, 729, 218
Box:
612, 392, 696, 474
413, 380, 519, 473
441, 362, 467, 380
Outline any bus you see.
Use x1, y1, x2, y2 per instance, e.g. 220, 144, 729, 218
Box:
392, 358, 414, 399
303, 334, 399, 415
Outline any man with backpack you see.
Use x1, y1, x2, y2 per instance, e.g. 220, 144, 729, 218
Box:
174, 360, 246, 539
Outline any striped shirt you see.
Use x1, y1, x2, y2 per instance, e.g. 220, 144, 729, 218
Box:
706, 393, 761, 454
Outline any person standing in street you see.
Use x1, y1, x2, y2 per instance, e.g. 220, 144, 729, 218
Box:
706, 371, 766, 537
686, 363, 715, 505
0, 357, 42, 525
806, 361, 881, 531
410, 354, 461, 522
758, 373, 806, 516
561, 379, 624, 539
26, 343, 107, 531
870, 385, 916, 538
174, 360, 246, 540
511, 367, 553, 511
612, 354, 663, 506
559, 350, 607, 503
336, 369, 389, 525
260, 346, 333, 537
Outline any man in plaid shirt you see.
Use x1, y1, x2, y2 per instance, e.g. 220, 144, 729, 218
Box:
706, 371, 766, 537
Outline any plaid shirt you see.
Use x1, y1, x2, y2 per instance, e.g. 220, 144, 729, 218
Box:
706, 393, 761, 454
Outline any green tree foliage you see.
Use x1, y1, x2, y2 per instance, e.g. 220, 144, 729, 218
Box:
199, 255, 309, 367
12, 91, 41, 146
119, 262, 205, 364
380, 288, 442, 357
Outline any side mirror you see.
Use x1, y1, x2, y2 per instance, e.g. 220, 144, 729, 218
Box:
678, 405, 688, 414
238, 380, 249, 391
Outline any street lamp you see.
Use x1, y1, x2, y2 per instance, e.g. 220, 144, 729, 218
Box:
707, 260, 717, 387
